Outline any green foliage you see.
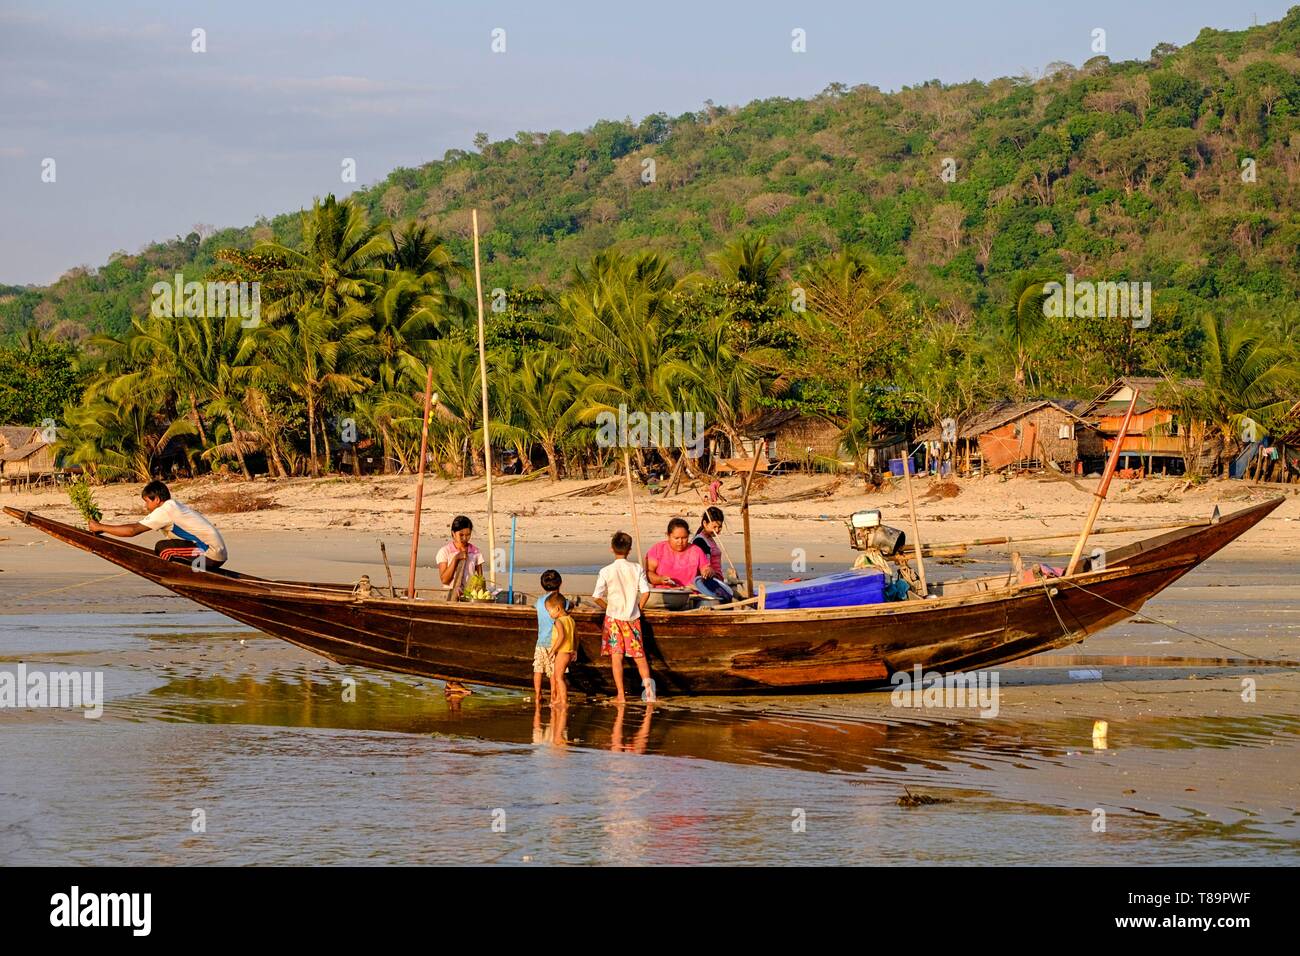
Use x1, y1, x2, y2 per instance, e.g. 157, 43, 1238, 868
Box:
0, 336, 83, 424
8, 11, 1300, 477
67, 478, 103, 525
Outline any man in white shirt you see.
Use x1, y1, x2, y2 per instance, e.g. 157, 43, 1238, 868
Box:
89, 480, 228, 569
592, 530, 654, 702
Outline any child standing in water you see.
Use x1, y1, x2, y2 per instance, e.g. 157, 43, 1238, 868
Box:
592, 531, 654, 702
546, 591, 576, 707
532, 569, 563, 700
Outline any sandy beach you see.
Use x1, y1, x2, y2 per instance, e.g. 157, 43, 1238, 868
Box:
2, 471, 1298, 862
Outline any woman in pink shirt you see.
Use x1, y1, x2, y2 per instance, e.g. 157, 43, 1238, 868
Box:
645, 517, 716, 588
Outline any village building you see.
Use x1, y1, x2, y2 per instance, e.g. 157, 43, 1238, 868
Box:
729, 409, 846, 470
916, 400, 1093, 475
1074, 377, 1210, 476
0, 426, 57, 488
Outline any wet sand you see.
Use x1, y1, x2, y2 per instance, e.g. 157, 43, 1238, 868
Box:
1, 477, 1298, 863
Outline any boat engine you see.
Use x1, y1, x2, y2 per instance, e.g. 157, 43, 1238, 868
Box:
847, 510, 907, 556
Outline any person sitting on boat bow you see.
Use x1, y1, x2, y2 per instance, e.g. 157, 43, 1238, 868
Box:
646, 517, 714, 589
88, 480, 228, 569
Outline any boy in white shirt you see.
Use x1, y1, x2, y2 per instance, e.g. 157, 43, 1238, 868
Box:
592, 530, 654, 702
89, 480, 228, 569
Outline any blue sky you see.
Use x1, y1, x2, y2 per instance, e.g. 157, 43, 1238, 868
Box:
0, 0, 1292, 285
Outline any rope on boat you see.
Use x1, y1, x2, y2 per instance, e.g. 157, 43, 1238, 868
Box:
22, 571, 131, 598
1052, 577, 1298, 667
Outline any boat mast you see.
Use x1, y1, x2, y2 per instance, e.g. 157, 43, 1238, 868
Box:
741, 439, 766, 598
623, 448, 643, 564
471, 208, 497, 584
901, 445, 928, 597
1065, 389, 1140, 575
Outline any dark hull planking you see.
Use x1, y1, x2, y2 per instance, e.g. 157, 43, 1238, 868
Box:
4, 498, 1282, 696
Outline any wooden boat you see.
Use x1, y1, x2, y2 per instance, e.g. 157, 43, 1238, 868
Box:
4, 498, 1283, 696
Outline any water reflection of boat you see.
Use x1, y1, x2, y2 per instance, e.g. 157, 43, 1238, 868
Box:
5, 499, 1282, 696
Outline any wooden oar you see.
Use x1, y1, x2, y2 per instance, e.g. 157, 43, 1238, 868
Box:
1066, 389, 1139, 576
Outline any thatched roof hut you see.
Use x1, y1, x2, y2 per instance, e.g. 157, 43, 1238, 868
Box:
917, 400, 1092, 473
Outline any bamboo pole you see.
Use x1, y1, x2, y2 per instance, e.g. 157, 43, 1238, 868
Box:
741, 439, 766, 598
1066, 390, 1140, 576
623, 449, 643, 564
379, 541, 395, 598
407, 366, 435, 599
917, 518, 1210, 557
900, 449, 928, 597
471, 208, 497, 584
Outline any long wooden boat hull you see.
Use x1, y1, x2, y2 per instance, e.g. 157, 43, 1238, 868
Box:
4, 499, 1283, 696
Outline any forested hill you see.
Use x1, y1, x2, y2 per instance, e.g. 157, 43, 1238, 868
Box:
5, 8, 1300, 343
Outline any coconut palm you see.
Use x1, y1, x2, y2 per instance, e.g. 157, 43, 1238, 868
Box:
664, 314, 785, 448
1191, 312, 1300, 474
60, 396, 194, 482
501, 348, 595, 479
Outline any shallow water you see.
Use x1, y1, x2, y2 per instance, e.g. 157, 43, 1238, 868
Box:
2, 559, 1299, 864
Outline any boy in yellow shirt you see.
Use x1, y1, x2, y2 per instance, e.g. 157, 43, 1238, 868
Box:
546, 591, 576, 707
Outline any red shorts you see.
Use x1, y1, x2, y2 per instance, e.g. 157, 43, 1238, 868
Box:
601, 618, 645, 659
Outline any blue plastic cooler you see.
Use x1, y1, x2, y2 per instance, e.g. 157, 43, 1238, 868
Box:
762, 569, 887, 610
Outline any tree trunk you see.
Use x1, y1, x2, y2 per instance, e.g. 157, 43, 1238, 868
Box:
249, 389, 286, 478
307, 399, 320, 478
543, 439, 559, 481
320, 415, 332, 475
188, 394, 208, 444
381, 424, 394, 474
225, 413, 252, 480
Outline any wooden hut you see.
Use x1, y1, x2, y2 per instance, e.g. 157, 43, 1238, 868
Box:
917, 400, 1091, 475
0, 427, 56, 486
733, 409, 846, 469
1075, 377, 1208, 476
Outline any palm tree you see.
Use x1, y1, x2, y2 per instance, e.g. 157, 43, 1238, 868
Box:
255, 306, 375, 477
1005, 272, 1054, 391
554, 251, 690, 473
423, 341, 486, 478
502, 348, 594, 479
60, 397, 194, 482
711, 233, 791, 291
366, 273, 450, 471
255, 195, 390, 475
192, 314, 259, 480
1192, 312, 1299, 475
385, 220, 470, 311
664, 314, 784, 449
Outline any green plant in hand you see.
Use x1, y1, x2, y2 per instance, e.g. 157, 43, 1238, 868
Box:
68, 478, 103, 527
